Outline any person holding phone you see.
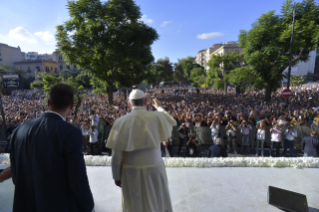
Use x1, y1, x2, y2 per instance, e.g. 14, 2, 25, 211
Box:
283, 124, 298, 157
270, 122, 282, 157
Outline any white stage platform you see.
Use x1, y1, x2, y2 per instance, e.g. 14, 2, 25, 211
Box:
1, 164, 319, 212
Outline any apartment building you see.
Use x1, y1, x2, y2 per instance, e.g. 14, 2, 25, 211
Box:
52, 50, 79, 73
195, 49, 206, 67
0, 43, 24, 69
14, 59, 58, 78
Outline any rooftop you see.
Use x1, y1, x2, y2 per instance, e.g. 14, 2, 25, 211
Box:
14, 59, 57, 64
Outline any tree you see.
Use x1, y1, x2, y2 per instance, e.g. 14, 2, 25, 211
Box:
173, 62, 186, 83
156, 57, 174, 82
227, 65, 266, 92
30, 81, 44, 90
238, 0, 319, 101
43, 75, 61, 94
59, 70, 72, 82
207, 51, 242, 93
179, 57, 199, 81
56, 0, 158, 104
190, 67, 206, 87
290, 75, 306, 86
75, 71, 91, 88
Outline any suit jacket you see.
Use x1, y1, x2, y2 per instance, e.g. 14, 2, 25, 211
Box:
207, 144, 228, 158
301, 136, 319, 157
10, 113, 94, 212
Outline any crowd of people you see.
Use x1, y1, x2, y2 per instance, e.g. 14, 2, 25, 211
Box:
1, 82, 319, 158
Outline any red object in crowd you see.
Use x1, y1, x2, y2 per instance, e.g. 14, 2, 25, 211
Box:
282, 88, 292, 98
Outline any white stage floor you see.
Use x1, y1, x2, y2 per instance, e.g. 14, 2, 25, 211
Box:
1, 164, 319, 212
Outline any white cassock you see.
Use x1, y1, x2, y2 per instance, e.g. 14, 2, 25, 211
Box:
106, 106, 177, 212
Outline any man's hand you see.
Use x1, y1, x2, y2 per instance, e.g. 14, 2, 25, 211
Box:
115, 180, 121, 188
152, 99, 162, 109
162, 141, 168, 147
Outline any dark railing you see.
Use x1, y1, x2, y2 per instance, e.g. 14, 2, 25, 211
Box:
102, 124, 317, 149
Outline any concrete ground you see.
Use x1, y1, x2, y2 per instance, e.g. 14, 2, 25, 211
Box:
1, 164, 318, 212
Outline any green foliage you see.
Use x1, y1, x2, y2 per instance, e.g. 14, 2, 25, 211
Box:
179, 57, 199, 81
56, 0, 159, 104
227, 66, 266, 92
0, 64, 10, 73
173, 62, 185, 83
30, 81, 44, 90
43, 75, 62, 94
290, 75, 306, 86
238, 0, 319, 101
90, 76, 108, 95
207, 51, 242, 92
190, 67, 205, 87
59, 70, 73, 81
75, 71, 91, 88
156, 57, 174, 82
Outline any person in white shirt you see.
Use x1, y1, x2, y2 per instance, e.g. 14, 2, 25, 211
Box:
210, 119, 220, 144
88, 126, 99, 154
90, 112, 99, 127
106, 89, 176, 212
81, 122, 89, 149
270, 122, 282, 157
238, 120, 252, 152
255, 122, 265, 157
283, 124, 298, 157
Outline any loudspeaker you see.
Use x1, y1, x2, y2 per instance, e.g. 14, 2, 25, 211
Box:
268, 186, 308, 212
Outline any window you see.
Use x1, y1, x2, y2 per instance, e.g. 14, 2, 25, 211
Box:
67, 65, 70, 70
51, 67, 52, 70
28, 66, 31, 71
0, 59, 2, 61
74, 65, 77, 69
60, 66, 63, 70
54, 68, 57, 73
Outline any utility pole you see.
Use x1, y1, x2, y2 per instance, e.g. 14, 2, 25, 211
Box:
286, 2, 296, 106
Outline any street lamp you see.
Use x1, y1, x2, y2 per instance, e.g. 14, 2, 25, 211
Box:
286, 2, 296, 106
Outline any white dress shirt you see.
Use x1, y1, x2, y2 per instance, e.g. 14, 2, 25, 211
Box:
89, 129, 98, 143
285, 129, 298, 141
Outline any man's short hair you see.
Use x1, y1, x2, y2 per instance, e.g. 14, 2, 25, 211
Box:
216, 138, 223, 145
49, 83, 74, 111
130, 98, 145, 107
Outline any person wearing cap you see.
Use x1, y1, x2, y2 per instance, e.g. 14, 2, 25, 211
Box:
106, 89, 176, 212
283, 124, 298, 157
301, 131, 319, 157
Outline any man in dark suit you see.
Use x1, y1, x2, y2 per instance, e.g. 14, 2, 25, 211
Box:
301, 131, 319, 157
207, 138, 228, 158
10, 83, 95, 212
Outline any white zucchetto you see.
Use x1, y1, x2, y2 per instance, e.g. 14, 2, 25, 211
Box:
129, 89, 146, 100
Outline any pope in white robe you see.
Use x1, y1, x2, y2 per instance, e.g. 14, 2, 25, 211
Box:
106, 89, 177, 212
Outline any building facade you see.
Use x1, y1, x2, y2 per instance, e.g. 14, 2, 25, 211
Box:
52, 50, 79, 73
14, 60, 58, 78
0, 43, 24, 70
283, 50, 317, 77
195, 42, 244, 71
195, 49, 206, 67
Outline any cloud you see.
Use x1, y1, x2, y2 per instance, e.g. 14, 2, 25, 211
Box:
197, 32, 224, 40
8, 27, 37, 43
0, 26, 57, 54
139, 15, 153, 24
160, 21, 172, 27
34, 31, 55, 42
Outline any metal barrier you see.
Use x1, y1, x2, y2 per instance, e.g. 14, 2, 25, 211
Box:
102, 124, 319, 148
